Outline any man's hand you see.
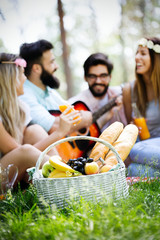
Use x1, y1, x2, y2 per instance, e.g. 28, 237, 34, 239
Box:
58, 109, 82, 137
71, 110, 93, 132
48, 106, 82, 135
114, 95, 123, 111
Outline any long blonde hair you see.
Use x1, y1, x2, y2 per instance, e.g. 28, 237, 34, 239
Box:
0, 53, 26, 143
134, 37, 160, 116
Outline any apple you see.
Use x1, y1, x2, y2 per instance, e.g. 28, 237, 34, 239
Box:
84, 162, 99, 175
42, 161, 55, 178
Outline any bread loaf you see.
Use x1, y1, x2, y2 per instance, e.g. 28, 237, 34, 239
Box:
103, 124, 138, 167
89, 121, 124, 163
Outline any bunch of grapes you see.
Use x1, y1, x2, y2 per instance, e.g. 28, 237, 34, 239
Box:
67, 157, 93, 174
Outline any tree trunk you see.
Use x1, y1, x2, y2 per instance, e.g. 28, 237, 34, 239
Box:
119, 0, 128, 83
57, 0, 73, 98
139, 0, 147, 36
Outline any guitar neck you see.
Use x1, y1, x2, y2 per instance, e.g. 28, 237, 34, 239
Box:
92, 96, 118, 123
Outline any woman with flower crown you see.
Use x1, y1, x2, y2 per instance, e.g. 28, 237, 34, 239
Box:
0, 53, 81, 184
123, 37, 160, 177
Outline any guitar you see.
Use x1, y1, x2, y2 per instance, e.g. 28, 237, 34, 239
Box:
49, 96, 118, 161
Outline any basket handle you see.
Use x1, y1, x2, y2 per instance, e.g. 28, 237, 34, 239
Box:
35, 136, 124, 173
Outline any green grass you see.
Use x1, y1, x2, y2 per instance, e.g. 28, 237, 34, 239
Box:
0, 179, 160, 240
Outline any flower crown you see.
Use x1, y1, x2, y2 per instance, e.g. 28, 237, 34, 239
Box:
138, 38, 160, 53
0, 58, 27, 67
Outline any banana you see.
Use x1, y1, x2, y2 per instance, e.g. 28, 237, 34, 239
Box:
48, 169, 82, 178
48, 170, 72, 178
49, 155, 75, 173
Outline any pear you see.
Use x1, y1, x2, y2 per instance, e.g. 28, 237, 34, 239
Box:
42, 161, 55, 178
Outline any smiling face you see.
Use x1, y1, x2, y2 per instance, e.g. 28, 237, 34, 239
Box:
41, 50, 58, 75
85, 64, 111, 97
135, 46, 151, 76
40, 50, 60, 88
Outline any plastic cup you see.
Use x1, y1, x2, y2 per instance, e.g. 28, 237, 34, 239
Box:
59, 104, 81, 124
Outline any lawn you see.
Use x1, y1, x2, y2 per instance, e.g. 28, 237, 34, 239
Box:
0, 178, 160, 240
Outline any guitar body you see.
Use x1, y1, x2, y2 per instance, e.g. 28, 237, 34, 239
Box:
49, 101, 101, 161
73, 101, 101, 139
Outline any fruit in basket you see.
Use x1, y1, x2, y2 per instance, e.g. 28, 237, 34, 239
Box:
67, 157, 94, 174
48, 169, 82, 178
84, 162, 99, 175
48, 169, 72, 178
49, 155, 75, 173
42, 161, 55, 178
100, 164, 113, 173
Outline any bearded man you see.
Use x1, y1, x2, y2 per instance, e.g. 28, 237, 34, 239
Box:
69, 53, 127, 132
19, 39, 92, 134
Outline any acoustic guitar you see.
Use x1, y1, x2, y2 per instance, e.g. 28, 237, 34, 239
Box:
49, 96, 118, 161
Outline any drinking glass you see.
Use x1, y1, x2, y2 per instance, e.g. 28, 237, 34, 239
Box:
0, 163, 18, 200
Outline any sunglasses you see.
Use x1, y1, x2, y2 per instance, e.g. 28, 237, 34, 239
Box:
1, 58, 27, 68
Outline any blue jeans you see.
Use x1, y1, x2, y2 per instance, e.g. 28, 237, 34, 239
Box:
127, 163, 160, 177
127, 137, 160, 177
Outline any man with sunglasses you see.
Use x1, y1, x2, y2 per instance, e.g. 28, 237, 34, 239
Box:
19, 39, 92, 134
69, 53, 127, 131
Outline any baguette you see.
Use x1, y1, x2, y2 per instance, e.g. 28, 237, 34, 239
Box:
103, 124, 138, 167
89, 121, 124, 163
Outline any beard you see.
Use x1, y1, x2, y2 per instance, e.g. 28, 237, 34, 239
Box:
40, 67, 60, 89
89, 83, 109, 97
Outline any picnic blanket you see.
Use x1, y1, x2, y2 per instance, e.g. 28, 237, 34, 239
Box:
126, 177, 158, 185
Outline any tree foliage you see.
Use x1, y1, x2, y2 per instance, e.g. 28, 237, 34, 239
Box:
117, 0, 160, 83
1, 0, 160, 97
56, 0, 160, 95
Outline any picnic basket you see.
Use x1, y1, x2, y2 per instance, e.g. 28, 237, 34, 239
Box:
32, 136, 129, 208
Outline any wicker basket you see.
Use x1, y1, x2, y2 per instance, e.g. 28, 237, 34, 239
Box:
32, 136, 129, 208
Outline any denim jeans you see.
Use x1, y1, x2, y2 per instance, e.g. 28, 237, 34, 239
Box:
127, 163, 160, 177
128, 137, 160, 177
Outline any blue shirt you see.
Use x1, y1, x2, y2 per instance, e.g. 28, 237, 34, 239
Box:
19, 80, 67, 132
